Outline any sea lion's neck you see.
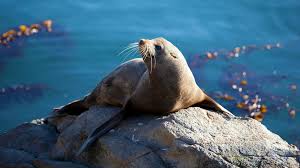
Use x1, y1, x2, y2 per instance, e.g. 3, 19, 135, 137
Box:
148, 60, 194, 89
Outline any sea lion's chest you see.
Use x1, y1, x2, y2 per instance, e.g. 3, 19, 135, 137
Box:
130, 69, 199, 114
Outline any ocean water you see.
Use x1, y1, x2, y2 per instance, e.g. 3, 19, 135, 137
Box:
0, 0, 299, 145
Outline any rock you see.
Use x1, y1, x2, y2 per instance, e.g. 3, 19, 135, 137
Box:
32, 159, 89, 168
0, 147, 35, 168
79, 135, 166, 168
50, 106, 121, 160
0, 106, 298, 167
47, 115, 77, 133
0, 163, 35, 168
51, 107, 300, 168
0, 146, 89, 168
0, 123, 58, 157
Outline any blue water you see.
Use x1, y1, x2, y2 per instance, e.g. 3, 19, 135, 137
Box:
1, 0, 299, 145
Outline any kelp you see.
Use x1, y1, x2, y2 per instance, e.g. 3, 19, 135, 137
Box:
0, 20, 53, 47
189, 42, 297, 121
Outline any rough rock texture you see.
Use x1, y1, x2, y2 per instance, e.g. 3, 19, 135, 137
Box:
0, 106, 299, 168
0, 123, 57, 157
50, 106, 121, 160
32, 159, 89, 168
50, 106, 299, 168
0, 123, 90, 168
0, 147, 35, 168
47, 115, 77, 133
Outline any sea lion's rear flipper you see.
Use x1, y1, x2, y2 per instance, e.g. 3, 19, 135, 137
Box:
194, 94, 234, 118
53, 99, 88, 116
76, 108, 128, 156
45, 99, 88, 124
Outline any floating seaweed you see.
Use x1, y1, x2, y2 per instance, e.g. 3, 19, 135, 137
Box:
0, 83, 48, 108
210, 63, 297, 121
189, 42, 282, 67
0, 19, 53, 47
0, 19, 54, 66
189, 42, 297, 121
0, 19, 74, 77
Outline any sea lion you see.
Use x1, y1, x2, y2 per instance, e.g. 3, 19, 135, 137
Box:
52, 37, 234, 155
52, 58, 147, 115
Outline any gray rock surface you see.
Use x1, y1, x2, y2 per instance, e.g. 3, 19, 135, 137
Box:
50, 106, 121, 160
32, 159, 89, 168
0, 123, 89, 168
50, 107, 299, 168
0, 147, 35, 167
47, 115, 77, 133
0, 106, 299, 168
0, 123, 57, 157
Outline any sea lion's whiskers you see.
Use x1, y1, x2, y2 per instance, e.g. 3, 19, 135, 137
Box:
144, 46, 148, 58
122, 45, 138, 56
130, 47, 139, 59
150, 51, 153, 74
140, 48, 147, 60
141, 46, 148, 60
57, 37, 234, 156
121, 47, 138, 62
117, 44, 138, 57
117, 46, 134, 56
146, 46, 153, 73
127, 42, 138, 48
119, 42, 138, 61
132, 48, 139, 57
145, 46, 150, 61
126, 46, 138, 56
129, 42, 138, 46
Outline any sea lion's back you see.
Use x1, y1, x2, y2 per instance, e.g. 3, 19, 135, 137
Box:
85, 58, 147, 107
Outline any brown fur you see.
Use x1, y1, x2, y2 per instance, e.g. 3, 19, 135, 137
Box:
54, 38, 233, 117
53, 37, 234, 155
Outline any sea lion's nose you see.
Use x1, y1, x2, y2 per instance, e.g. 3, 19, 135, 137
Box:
139, 39, 145, 45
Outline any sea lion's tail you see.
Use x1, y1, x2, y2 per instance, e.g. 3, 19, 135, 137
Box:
76, 109, 127, 156
197, 94, 235, 118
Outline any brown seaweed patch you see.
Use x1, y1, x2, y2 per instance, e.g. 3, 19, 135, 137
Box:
189, 42, 297, 121
0, 19, 53, 47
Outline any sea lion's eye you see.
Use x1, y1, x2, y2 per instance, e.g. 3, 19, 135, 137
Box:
155, 45, 162, 51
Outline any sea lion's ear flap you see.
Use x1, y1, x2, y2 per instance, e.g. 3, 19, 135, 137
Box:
170, 52, 177, 58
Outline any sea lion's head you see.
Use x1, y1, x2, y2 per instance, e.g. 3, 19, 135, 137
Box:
138, 37, 186, 73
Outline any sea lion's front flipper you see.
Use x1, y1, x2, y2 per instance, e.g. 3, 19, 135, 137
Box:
76, 108, 128, 156
194, 94, 235, 119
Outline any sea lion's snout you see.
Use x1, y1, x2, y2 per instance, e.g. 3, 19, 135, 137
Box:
138, 38, 158, 73
139, 39, 145, 45
138, 39, 151, 48
138, 39, 152, 58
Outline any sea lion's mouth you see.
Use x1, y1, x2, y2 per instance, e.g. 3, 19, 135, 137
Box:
139, 39, 156, 73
